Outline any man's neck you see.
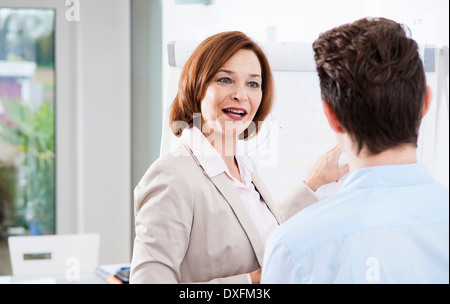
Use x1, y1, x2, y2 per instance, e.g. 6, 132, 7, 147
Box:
347, 144, 418, 173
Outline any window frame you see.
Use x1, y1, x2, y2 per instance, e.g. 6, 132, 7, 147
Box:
1, 1, 133, 265
1, 0, 79, 234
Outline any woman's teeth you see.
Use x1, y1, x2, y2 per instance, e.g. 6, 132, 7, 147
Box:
223, 109, 245, 117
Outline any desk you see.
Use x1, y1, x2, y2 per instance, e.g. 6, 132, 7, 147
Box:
0, 273, 105, 284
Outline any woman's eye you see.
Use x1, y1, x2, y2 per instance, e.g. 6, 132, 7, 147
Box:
248, 82, 260, 88
218, 77, 232, 84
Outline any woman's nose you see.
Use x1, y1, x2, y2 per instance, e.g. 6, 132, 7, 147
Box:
232, 84, 248, 102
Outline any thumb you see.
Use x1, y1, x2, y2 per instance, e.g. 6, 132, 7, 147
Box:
331, 145, 343, 160
339, 163, 349, 175
335, 164, 349, 182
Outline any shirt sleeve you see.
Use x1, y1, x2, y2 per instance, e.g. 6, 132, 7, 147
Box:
261, 233, 303, 284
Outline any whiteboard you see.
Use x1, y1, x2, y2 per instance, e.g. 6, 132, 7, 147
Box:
161, 41, 439, 201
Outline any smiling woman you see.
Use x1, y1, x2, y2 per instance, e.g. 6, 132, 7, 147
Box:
200, 49, 263, 152
130, 31, 347, 284
200, 49, 264, 182
170, 31, 274, 141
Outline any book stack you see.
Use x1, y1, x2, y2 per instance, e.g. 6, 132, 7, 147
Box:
96, 264, 130, 284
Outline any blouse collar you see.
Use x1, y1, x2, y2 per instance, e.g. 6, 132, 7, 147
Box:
180, 126, 255, 183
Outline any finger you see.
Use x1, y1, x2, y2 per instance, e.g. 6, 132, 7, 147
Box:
339, 163, 349, 174
330, 146, 343, 159
330, 144, 340, 152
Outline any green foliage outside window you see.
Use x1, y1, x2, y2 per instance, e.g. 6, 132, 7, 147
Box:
0, 99, 55, 234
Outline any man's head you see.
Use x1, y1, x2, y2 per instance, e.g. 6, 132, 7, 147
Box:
313, 17, 430, 155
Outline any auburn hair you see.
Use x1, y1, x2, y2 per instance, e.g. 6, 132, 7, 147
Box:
169, 31, 274, 140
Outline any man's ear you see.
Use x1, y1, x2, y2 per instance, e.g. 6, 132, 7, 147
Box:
322, 100, 344, 133
422, 86, 432, 118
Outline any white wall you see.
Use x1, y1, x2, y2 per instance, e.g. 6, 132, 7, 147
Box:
162, 0, 449, 187
162, 0, 448, 54
75, 0, 131, 265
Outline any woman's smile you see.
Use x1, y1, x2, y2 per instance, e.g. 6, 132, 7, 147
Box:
221, 107, 248, 120
200, 49, 263, 138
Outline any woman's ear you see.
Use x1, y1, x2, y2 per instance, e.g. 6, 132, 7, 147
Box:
422, 86, 432, 118
322, 100, 344, 133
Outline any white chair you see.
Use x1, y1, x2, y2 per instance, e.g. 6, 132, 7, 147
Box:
8, 233, 100, 277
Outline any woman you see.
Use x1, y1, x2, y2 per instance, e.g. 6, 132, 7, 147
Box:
130, 31, 348, 284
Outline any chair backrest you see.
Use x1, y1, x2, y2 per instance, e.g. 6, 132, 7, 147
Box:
8, 233, 100, 277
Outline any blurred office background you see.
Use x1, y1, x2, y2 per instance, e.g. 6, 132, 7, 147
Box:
0, 0, 448, 275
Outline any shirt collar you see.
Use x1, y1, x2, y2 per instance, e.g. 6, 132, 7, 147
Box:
341, 163, 435, 192
180, 126, 255, 182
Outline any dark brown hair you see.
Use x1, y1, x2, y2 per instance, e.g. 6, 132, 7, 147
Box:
313, 17, 426, 154
169, 31, 274, 140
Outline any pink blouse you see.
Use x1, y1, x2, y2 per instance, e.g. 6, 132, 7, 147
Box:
180, 127, 278, 246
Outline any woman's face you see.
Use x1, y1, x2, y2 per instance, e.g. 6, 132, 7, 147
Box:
200, 49, 263, 141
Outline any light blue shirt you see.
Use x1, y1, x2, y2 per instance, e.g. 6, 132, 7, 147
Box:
261, 163, 449, 284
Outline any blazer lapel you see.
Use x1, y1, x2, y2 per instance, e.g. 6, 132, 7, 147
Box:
209, 173, 265, 266
181, 142, 266, 266
251, 172, 282, 224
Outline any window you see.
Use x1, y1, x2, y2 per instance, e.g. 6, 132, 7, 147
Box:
0, 8, 55, 275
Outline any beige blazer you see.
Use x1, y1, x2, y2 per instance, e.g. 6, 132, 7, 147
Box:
130, 142, 318, 284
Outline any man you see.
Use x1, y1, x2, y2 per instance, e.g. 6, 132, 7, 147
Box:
261, 17, 449, 284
